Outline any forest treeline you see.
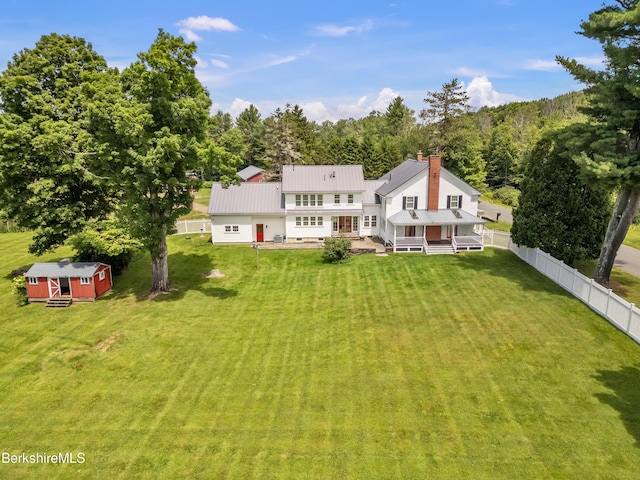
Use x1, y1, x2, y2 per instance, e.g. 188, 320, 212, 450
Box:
207, 80, 586, 203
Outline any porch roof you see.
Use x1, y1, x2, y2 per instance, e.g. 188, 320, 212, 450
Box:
388, 209, 486, 226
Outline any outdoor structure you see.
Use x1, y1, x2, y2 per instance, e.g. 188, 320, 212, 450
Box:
237, 165, 265, 183
208, 153, 485, 253
24, 261, 113, 303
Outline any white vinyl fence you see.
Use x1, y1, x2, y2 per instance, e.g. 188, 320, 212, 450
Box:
483, 228, 511, 249
510, 243, 640, 345
174, 219, 211, 235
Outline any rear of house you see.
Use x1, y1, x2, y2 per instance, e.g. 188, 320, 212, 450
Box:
24, 262, 112, 302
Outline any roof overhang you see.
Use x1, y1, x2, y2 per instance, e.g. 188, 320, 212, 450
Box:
388, 209, 486, 226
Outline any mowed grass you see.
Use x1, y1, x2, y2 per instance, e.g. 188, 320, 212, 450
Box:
1, 233, 640, 478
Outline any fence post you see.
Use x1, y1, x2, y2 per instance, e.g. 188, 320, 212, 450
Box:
572, 268, 577, 294
628, 303, 636, 333
588, 279, 594, 305
605, 289, 613, 317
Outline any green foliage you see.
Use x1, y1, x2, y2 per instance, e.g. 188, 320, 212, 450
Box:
0, 33, 115, 254
68, 221, 141, 275
11, 275, 28, 306
511, 132, 612, 265
493, 186, 520, 207
322, 235, 352, 263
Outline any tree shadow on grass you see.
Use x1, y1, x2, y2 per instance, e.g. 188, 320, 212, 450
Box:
449, 248, 577, 297
593, 365, 640, 448
107, 251, 237, 303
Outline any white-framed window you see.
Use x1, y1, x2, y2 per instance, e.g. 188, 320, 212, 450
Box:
297, 216, 323, 227
28, 277, 38, 285
403, 196, 417, 209
303, 217, 309, 226
303, 194, 309, 206
352, 216, 358, 231
80, 277, 90, 285
447, 195, 462, 209
347, 194, 354, 204
232, 225, 239, 232
225, 226, 231, 232
99, 271, 106, 281
318, 216, 324, 226
364, 216, 370, 227
295, 194, 301, 206
224, 225, 239, 233
310, 194, 316, 207
334, 194, 340, 204
310, 217, 316, 226
317, 195, 323, 206
371, 215, 377, 227
296, 216, 302, 226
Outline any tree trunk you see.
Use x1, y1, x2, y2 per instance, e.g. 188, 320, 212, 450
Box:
149, 226, 172, 297
594, 187, 640, 285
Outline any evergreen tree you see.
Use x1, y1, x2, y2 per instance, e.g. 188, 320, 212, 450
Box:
512, 131, 611, 265
236, 104, 265, 167
263, 108, 302, 174
557, 0, 640, 284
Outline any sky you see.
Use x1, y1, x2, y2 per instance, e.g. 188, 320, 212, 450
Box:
0, 0, 608, 123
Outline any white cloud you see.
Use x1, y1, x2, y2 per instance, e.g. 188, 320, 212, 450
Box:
313, 20, 373, 37
301, 102, 334, 123
523, 59, 561, 71
194, 55, 207, 68
210, 59, 230, 69
177, 16, 240, 42
265, 55, 298, 67
465, 76, 520, 108
227, 98, 254, 118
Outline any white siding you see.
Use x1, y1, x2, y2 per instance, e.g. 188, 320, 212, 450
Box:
211, 216, 253, 243
286, 215, 332, 239
439, 177, 479, 216
384, 171, 428, 219
252, 216, 286, 242
362, 205, 381, 237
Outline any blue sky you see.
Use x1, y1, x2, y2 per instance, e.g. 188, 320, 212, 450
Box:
1, 0, 606, 122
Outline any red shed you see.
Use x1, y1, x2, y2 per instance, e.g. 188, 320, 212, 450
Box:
24, 262, 112, 303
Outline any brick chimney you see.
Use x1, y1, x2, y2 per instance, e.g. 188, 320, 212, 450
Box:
427, 155, 441, 211
416, 150, 423, 162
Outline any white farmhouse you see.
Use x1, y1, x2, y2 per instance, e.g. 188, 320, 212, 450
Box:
208, 153, 485, 253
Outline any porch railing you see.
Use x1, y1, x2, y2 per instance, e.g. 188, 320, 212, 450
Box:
395, 236, 424, 246
453, 235, 484, 252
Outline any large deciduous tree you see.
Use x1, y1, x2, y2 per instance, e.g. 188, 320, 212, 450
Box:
511, 131, 612, 265
557, 0, 640, 284
0, 34, 114, 254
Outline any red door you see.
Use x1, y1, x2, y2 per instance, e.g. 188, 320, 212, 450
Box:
256, 224, 264, 242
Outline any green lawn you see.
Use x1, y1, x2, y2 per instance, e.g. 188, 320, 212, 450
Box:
624, 224, 640, 250
1, 232, 640, 478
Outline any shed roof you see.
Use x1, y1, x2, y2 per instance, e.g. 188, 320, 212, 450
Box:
208, 182, 285, 215
282, 165, 365, 193
363, 180, 385, 204
237, 165, 264, 181
25, 262, 104, 278
388, 209, 486, 226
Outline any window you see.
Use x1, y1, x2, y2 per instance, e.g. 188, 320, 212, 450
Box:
447, 195, 462, 209
225, 226, 231, 232
310, 217, 316, 226
334, 194, 340, 204
80, 277, 90, 285
295, 194, 301, 207
297, 216, 323, 227
371, 215, 377, 227
303, 217, 309, 226
28, 277, 38, 285
99, 271, 106, 281
224, 225, 239, 233
318, 217, 323, 226
352, 216, 358, 231
405, 226, 416, 237
296, 216, 302, 226
309, 194, 316, 207
403, 196, 418, 210
232, 226, 239, 232
303, 194, 309, 206
364, 216, 370, 227
317, 195, 323, 206
348, 194, 354, 204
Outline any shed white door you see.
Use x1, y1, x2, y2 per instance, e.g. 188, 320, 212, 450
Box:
49, 277, 61, 298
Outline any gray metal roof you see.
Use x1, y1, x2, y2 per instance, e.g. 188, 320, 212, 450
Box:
208, 182, 285, 215
363, 180, 385, 204
440, 168, 481, 196
25, 262, 103, 278
237, 165, 264, 181
387, 209, 486, 226
376, 159, 429, 196
282, 165, 365, 193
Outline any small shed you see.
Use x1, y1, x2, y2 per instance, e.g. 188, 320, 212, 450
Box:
237, 165, 265, 183
24, 261, 113, 303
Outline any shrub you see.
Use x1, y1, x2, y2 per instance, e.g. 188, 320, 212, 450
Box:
68, 221, 141, 275
322, 236, 352, 263
493, 186, 521, 207
12, 275, 28, 306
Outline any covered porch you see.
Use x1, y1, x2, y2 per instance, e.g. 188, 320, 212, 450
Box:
388, 209, 486, 254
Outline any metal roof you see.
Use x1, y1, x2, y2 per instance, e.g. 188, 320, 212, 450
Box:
208, 182, 285, 215
237, 165, 264, 181
376, 159, 429, 196
363, 180, 385, 204
282, 165, 365, 193
387, 209, 486, 226
25, 262, 103, 278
